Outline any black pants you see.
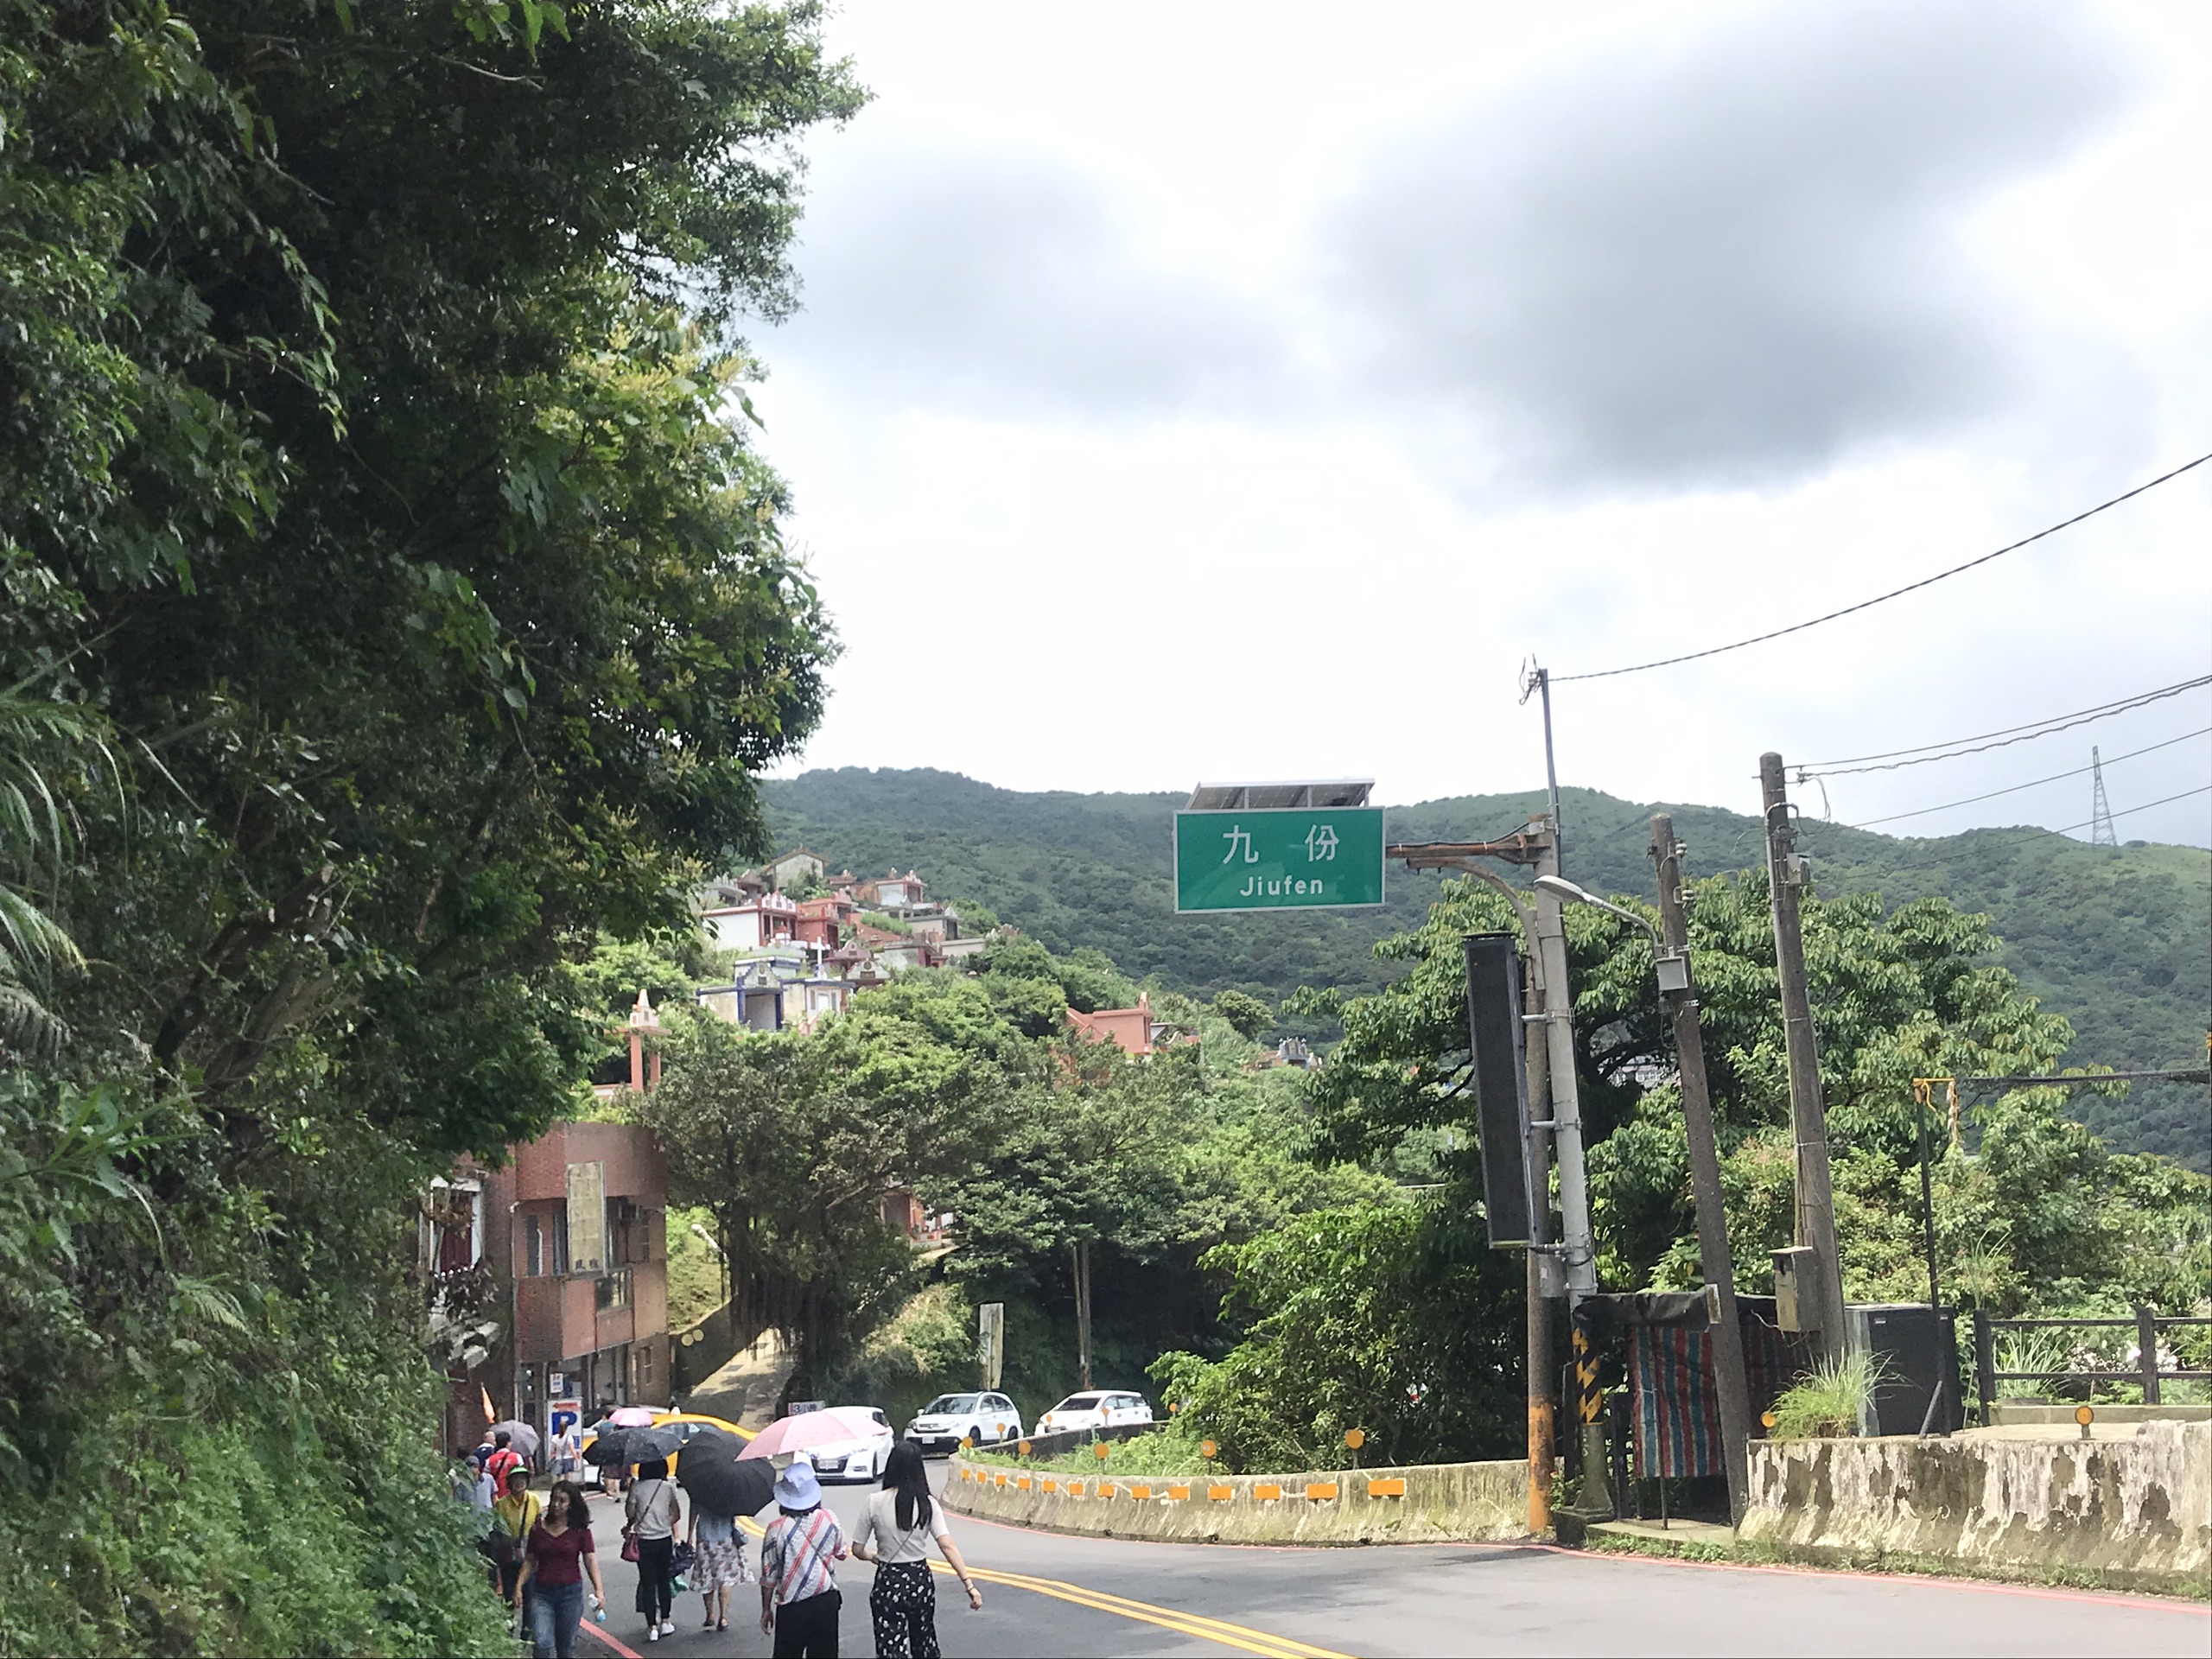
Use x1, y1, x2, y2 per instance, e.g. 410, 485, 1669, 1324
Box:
636, 1535, 675, 1624
772, 1588, 840, 1657
868, 1560, 939, 1659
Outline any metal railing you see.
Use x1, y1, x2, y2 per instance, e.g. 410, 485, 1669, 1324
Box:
1973, 1306, 2212, 1416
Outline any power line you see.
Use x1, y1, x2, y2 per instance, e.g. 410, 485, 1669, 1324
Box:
1804, 784, 2212, 871
1800, 675, 2212, 777
1842, 727, 2211, 828
1554, 452, 2212, 683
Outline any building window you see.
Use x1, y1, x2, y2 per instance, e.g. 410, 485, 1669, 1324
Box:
525, 1215, 543, 1276
641, 1343, 654, 1387
555, 1212, 569, 1276
594, 1269, 631, 1312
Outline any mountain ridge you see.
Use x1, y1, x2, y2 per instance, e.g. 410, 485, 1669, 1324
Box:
760, 766, 2211, 1168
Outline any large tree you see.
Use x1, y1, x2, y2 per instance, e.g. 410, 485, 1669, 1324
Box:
0, 3, 861, 1649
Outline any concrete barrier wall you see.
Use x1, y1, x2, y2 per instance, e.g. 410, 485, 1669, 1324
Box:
943, 1454, 1528, 1547
1738, 1421, 2210, 1595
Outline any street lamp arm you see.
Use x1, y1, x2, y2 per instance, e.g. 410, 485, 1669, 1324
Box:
1534, 874, 1660, 945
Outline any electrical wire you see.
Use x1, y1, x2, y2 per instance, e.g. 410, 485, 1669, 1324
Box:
1799, 675, 2212, 778
1802, 784, 2212, 871
1554, 451, 2212, 683
1841, 727, 2212, 828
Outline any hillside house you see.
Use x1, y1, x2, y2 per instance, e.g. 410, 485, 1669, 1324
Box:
701, 890, 798, 952
793, 892, 858, 949
1065, 991, 1197, 1058
432, 1121, 672, 1458
763, 848, 826, 893
858, 868, 928, 912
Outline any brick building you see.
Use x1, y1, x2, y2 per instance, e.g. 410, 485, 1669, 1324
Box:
435, 1120, 672, 1454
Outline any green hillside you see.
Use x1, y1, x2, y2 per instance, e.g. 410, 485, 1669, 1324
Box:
760, 768, 2212, 1169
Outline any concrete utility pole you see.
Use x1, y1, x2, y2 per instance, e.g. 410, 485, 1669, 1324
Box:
1528, 830, 1604, 1501
1522, 968, 1557, 1534
1388, 825, 1583, 1534
1758, 754, 1846, 1357
1649, 815, 1754, 1522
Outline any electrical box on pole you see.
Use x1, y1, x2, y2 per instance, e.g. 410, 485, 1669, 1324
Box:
1463, 932, 1540, 1248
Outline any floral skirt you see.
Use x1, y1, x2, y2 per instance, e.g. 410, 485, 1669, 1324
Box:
693, 1535, 747, 1588
868, 1560, 940, 1659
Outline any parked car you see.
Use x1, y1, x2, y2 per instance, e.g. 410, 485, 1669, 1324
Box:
904, 1392, 1025, 1456
801, 1407, 897, 1483
1035, 1390, 1154, 1435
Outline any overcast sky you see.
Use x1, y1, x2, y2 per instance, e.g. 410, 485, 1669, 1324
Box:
748, 0, 2212, 849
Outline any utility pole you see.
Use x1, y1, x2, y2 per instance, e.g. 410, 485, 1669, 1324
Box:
1759, 754, 1846, 1357
1529, 830, 1603, 1509
1522, 966, 1557, 1534
1389, 824, 1584, 1533
1649, 815, 1753, 1522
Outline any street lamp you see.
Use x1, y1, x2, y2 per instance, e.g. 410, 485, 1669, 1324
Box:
1533, 875, 1690, 994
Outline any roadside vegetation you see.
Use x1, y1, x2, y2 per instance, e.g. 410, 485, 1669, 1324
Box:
0, 2, 858, 1650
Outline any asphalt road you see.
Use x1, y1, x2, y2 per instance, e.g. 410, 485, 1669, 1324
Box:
571, 1465, 2208, 1659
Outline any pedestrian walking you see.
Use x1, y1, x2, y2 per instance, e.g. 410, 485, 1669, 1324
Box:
518, 1480, 606, 1659
554, 1421, 582, 1481
759, 1458, 845, 1658
688, 1498, 746, 1633
492, 1467, 543, 1623
485, 1429, 524, 1493
852, 1440, 982, 1658
625, 1456, 683, 1643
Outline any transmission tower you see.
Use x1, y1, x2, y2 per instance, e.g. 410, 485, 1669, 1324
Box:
2089, 747, 2118, 847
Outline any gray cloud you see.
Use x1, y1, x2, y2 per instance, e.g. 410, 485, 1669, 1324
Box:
1328, 0, 2139, 488
774, 2, 2140, 489
776, 149, 1284, 416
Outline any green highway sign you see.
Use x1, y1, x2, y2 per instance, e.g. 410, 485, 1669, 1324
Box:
1173, 806, 1385, 912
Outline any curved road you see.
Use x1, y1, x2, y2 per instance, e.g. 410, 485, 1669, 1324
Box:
577, 1466, 2206, 1658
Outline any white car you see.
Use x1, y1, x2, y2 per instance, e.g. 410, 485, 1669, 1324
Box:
804, 1408, 897, 1484
904, 1392, 1025, 1457
1036, 1390, 1154, 1435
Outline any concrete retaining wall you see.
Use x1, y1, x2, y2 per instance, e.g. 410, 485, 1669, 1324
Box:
1738, 1421, 2210, 1595
942, 1454, 1528, 1546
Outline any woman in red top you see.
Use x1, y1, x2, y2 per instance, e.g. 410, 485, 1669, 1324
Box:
517, 1481, 606, 1659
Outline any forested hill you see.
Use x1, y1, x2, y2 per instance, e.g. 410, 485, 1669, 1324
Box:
760, 768, 2211, 1168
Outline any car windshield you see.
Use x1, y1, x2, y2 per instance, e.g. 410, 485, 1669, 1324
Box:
924, 1395, 980, 1414
1054, 1394, 1105, 1411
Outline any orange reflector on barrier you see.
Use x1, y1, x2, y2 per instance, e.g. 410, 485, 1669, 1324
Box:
1367, 1478, 1408, 1498
1167, 1484, 1191, 1501
1306, 1482, 1339, 1501
1098, 1483, 1117, 1499
994, 1472, 1007, 1487
1131, 1484, 1152, 1501
1066, 1481, 1085, 1497
1255, 1483, 1282, 1501
1016, 1476, 1031, 1491
1208, 1484, 1234, 1502
1043, 1478, 1058, 1492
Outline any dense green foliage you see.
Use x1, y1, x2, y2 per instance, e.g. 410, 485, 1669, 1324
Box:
638, 930, 1387, 1433
760, 768, 2211, 1166
0, 2, 857, 1650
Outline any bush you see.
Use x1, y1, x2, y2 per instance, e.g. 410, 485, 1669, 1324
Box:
1766, 1351, 1889, 1440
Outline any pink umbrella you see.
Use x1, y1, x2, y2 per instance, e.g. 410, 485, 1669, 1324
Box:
739, 1408, 885, 1460
607, 1406, 659, 1427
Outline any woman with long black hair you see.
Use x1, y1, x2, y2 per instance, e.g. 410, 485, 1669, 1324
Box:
851, 1441, 982, 1658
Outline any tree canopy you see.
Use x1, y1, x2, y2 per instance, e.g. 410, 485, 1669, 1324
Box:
0, 3, 860, 1649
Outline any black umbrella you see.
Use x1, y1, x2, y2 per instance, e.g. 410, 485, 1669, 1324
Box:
585, 1423, 683, 1466
675, 1430, 777, 1518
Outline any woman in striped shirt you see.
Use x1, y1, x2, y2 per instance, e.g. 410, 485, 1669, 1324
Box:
759, 1459, 846, 1657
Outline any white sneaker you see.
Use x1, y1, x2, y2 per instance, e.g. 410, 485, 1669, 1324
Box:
645, 1628, 658, 1643
659, 1622, 677, 1637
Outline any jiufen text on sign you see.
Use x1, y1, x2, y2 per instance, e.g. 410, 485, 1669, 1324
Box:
1172, 807, 1386, 912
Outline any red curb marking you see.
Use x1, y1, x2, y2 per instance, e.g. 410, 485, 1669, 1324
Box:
581, 1619, 644, 1659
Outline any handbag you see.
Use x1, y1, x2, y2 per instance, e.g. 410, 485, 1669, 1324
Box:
670, 1541, 696, 1576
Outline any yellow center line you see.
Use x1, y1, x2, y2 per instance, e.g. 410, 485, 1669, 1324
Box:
735, 1516, 1349, 1659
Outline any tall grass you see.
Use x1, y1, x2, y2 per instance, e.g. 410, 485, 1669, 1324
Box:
1767, 1351, 1890, 1440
